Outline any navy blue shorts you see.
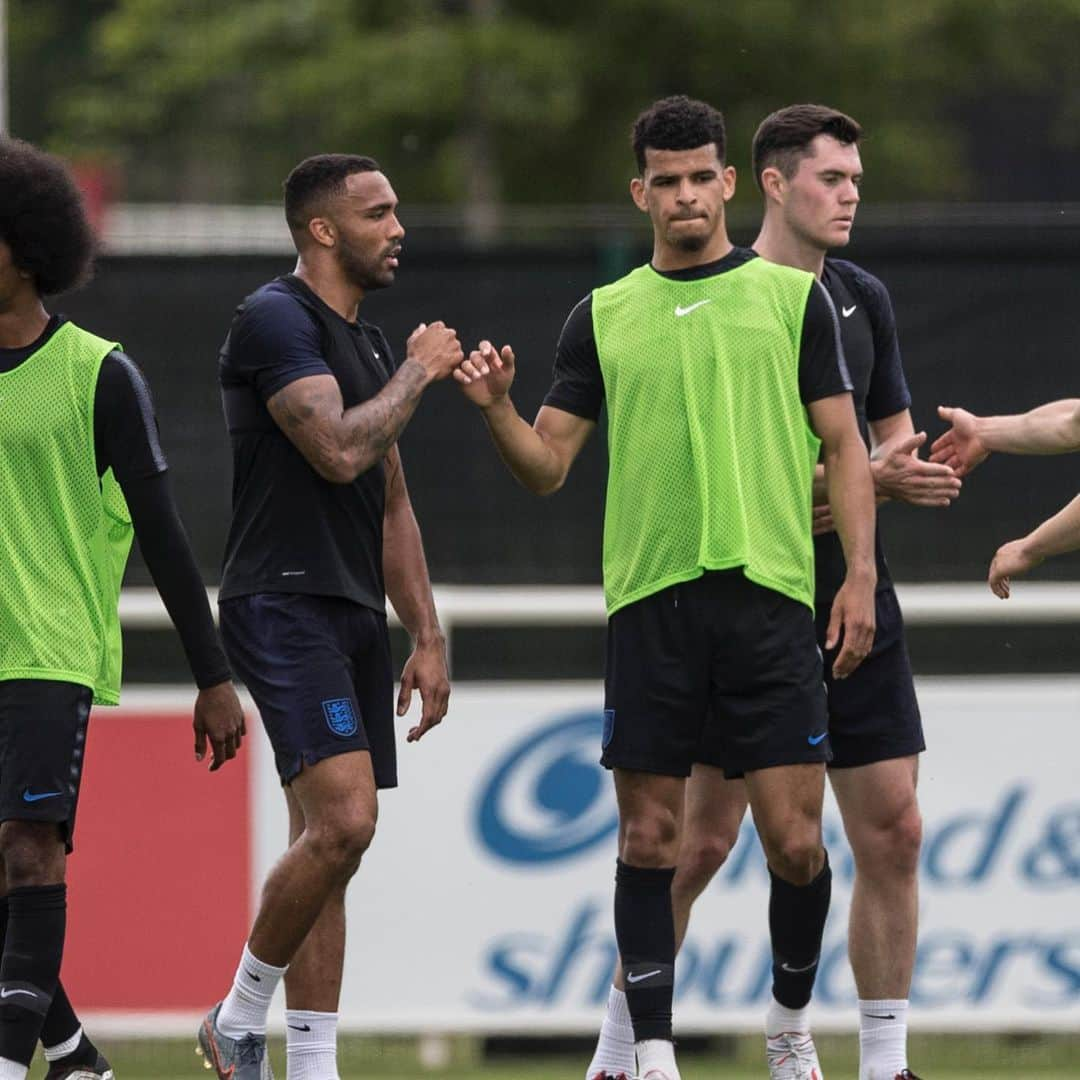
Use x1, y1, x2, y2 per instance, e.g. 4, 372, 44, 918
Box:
603, 570, 829, 780
0, 679, 93, 853
220, 593, 397, 788
815, 585, 925, 769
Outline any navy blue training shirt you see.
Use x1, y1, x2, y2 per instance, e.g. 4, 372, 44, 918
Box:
218, 275, 398, 612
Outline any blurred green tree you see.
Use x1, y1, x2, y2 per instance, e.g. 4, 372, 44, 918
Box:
9, 0, 1080, 211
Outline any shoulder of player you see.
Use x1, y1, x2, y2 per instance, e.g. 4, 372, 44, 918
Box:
824, 257, 892, 309
231, 279, 321, 346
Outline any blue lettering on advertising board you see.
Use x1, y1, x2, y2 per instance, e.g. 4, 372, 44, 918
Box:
470, 901, 1080, 1012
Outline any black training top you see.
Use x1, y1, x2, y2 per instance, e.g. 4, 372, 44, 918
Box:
815, 258, 911, 601
0, 316, 230, 689
218, 274, 398, 613
544, 247, 851, 421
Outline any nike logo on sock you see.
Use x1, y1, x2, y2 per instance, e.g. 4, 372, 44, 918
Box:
287, 1024, 311, 1032
244, 969, 262, 982
863, 1012, 897, 1020
626, 969, 662, 984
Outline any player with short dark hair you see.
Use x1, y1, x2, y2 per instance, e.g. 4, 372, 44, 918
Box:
454, 95, 878, 1080
0, 137, 244, 1080
586, 103, 954, 1080
198, 153, 462, 1080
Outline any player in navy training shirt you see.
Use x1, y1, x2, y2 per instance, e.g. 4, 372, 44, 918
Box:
200, 154, 463, 1080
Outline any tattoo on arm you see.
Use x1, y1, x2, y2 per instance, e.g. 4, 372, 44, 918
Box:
349, 359, 428, 468
267, 359, 430, 481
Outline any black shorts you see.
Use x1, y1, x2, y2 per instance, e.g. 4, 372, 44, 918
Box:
0, 680, 93, 853
220, 593, 397, 788
816, 586, 925, 769
602, 570, 829, 779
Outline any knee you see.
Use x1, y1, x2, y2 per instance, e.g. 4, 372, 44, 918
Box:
675, 830, 737, 901
0, 822, 65, 887
855, 805, 923, 880
761, 827, 824, 886
307, 813, 377, 877
620, 810, 680, 868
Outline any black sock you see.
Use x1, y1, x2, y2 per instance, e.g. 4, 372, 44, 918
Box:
613, 859, 676, 1043
42, 986, 96, 1064
769, 852, 831, 1009
0, 895, 93, 1065
0, 885, 66, 1066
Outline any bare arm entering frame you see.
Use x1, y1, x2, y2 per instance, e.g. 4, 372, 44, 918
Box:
807, 392, 877, 678
989, 492, 1080, 599
930, 399, 1080, 476
454, 340, 596, 494
266, 321, 463, 483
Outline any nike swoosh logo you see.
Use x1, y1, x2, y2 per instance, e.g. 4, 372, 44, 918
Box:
841, 305, 857, 317
0, 988, 36, 999
780, 959, 819, 974
244, 969, 262, 982
674, 299, 712, 317
863, 1012, 896, 1020
287, 1024, 311, 1032
626, 969, 663, 984
807, 732, 828, 746
22, 789, 63, 802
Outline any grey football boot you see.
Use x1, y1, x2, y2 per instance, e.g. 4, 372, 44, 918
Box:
196, 1002, 273, 1080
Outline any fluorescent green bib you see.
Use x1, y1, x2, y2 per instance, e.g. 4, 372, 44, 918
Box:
593, 258, 821, 615
0, 322, 133, 704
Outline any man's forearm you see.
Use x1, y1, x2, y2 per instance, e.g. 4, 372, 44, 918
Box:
979, 399, 1080, 456
1022, 493, 1080, 563
383, 497, 442, 643
824, 436, 877, 579
339, 359, 431, 475
481, 397, 567, 495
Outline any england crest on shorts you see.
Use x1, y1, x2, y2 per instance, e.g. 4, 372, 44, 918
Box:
322, 697, 358, 738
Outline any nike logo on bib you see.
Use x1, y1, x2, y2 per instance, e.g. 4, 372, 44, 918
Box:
674, 299, 712, 317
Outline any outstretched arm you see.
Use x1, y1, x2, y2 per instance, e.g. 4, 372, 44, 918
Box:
267, 322, 463, 483
807, 393, 877, 678
931, 399, 1080, 476
382, 445, 449, 743
455, 340, 596, 495
989, 492, 1080, 598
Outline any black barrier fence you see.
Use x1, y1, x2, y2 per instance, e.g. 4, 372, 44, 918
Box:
58, 221, 1080, 596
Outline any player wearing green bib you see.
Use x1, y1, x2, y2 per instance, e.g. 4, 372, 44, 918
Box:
455, 96, 877, 1080
0, 138, 244, 1080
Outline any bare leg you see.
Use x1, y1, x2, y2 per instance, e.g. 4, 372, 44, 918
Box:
248, 751, 377, 967
281, 788, 348, 1014
830, 756, 921, 999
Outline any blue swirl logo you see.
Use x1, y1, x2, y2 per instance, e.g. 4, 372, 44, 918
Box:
475, 710, 618, 865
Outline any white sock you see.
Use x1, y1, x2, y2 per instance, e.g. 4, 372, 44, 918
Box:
43, 1026, 83, 1061
216, 944, 288, 1039
584, 985, 635, 1079
635, 1038, 680, 1080
766, 995, 811, 1037
858, 999, 909, 1080
0, 1057, 27, 1080
286, 1009, 339, 1080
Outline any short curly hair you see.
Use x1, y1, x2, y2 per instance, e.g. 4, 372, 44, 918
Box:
0, 138, 94, 296
632, 95, 727, 173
